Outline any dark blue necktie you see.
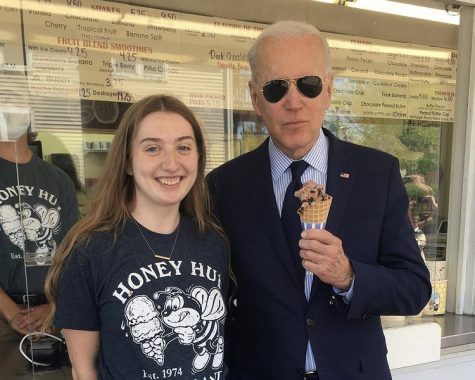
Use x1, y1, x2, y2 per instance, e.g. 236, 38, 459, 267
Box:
281, 160, 309, 274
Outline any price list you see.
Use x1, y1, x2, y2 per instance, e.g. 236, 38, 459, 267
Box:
20, 0, 264, 109
22, 0, 182, 102
2, 0, 458, 121
178, 13, 262, 109
0, 0, 23, 71
407, 50, 456, 121
328, 33, 456, 121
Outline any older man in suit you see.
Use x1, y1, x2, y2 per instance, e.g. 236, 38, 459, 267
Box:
207, 21, 431, 380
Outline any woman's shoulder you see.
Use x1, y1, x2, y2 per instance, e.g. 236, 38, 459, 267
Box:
182, 215, 226, 245
72, 226, 123, 260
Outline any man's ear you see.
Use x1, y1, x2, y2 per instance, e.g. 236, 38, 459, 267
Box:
248, 81, 262, 117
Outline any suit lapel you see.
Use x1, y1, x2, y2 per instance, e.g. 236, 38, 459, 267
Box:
244, 140, 306, 295
310, 129, 356, 299
324, 129, 356, 233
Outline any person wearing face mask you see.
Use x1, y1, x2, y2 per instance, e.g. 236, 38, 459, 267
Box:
0, 89, 79, 378
0, 104, 32, 142
207, 21, 431, 380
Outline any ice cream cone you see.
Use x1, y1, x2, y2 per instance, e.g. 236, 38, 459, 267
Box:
298, 197, 332, 228
294, 180, 333, 279
295, 180, 332, 230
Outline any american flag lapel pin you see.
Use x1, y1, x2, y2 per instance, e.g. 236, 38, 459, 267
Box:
340, 172, 350, 179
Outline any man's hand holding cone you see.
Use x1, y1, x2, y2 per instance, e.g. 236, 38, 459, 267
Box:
295, 181, 353, 290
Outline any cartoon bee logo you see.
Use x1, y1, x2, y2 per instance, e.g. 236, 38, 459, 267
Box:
154, 286, 226, 372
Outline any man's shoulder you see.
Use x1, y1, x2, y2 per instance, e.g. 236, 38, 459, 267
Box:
32, 156, 77, 187
209, 141, 267, 177
347, 139, 396, 161
32, 155, 67, 174
328, 130, 397, 165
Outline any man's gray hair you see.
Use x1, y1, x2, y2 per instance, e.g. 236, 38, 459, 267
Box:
248, 20, 332, 81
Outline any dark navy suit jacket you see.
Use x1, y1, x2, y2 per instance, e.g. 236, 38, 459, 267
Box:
207, 128, 431, 380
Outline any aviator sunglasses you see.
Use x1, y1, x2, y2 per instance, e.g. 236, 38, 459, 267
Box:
260, 75, 324, 103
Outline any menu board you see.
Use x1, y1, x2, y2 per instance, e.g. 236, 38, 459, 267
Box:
0, 0, 23, 70
21, 0, 262, 109
328, 34, 456, 121
3, 0, 457, 122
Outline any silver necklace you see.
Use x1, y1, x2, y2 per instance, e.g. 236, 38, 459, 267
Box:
132, 218, 180, 260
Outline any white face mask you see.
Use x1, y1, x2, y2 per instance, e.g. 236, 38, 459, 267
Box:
0, 106, 31, 142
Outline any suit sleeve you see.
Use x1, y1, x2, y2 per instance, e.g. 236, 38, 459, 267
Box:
343, 158, 431, 319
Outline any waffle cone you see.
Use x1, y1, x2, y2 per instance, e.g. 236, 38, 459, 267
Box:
298, 197, 332, 224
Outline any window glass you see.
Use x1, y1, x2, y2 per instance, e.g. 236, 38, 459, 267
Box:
0, 0, 457, 377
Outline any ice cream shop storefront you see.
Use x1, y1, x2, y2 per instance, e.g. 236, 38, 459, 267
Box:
1, 0, 475, 379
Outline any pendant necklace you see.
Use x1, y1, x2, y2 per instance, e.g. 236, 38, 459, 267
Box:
133, 217, 180, 260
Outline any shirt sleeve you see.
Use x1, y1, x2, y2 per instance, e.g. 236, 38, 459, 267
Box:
62, 173, 80, 231
333, 275, 355, 304
54, 246, 100, 331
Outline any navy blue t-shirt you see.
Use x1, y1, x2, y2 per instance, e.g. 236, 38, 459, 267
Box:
0, 155, 79, 296
55, 215, 229, 380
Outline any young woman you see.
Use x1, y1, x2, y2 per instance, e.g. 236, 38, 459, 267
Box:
45, 95, 229, 380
